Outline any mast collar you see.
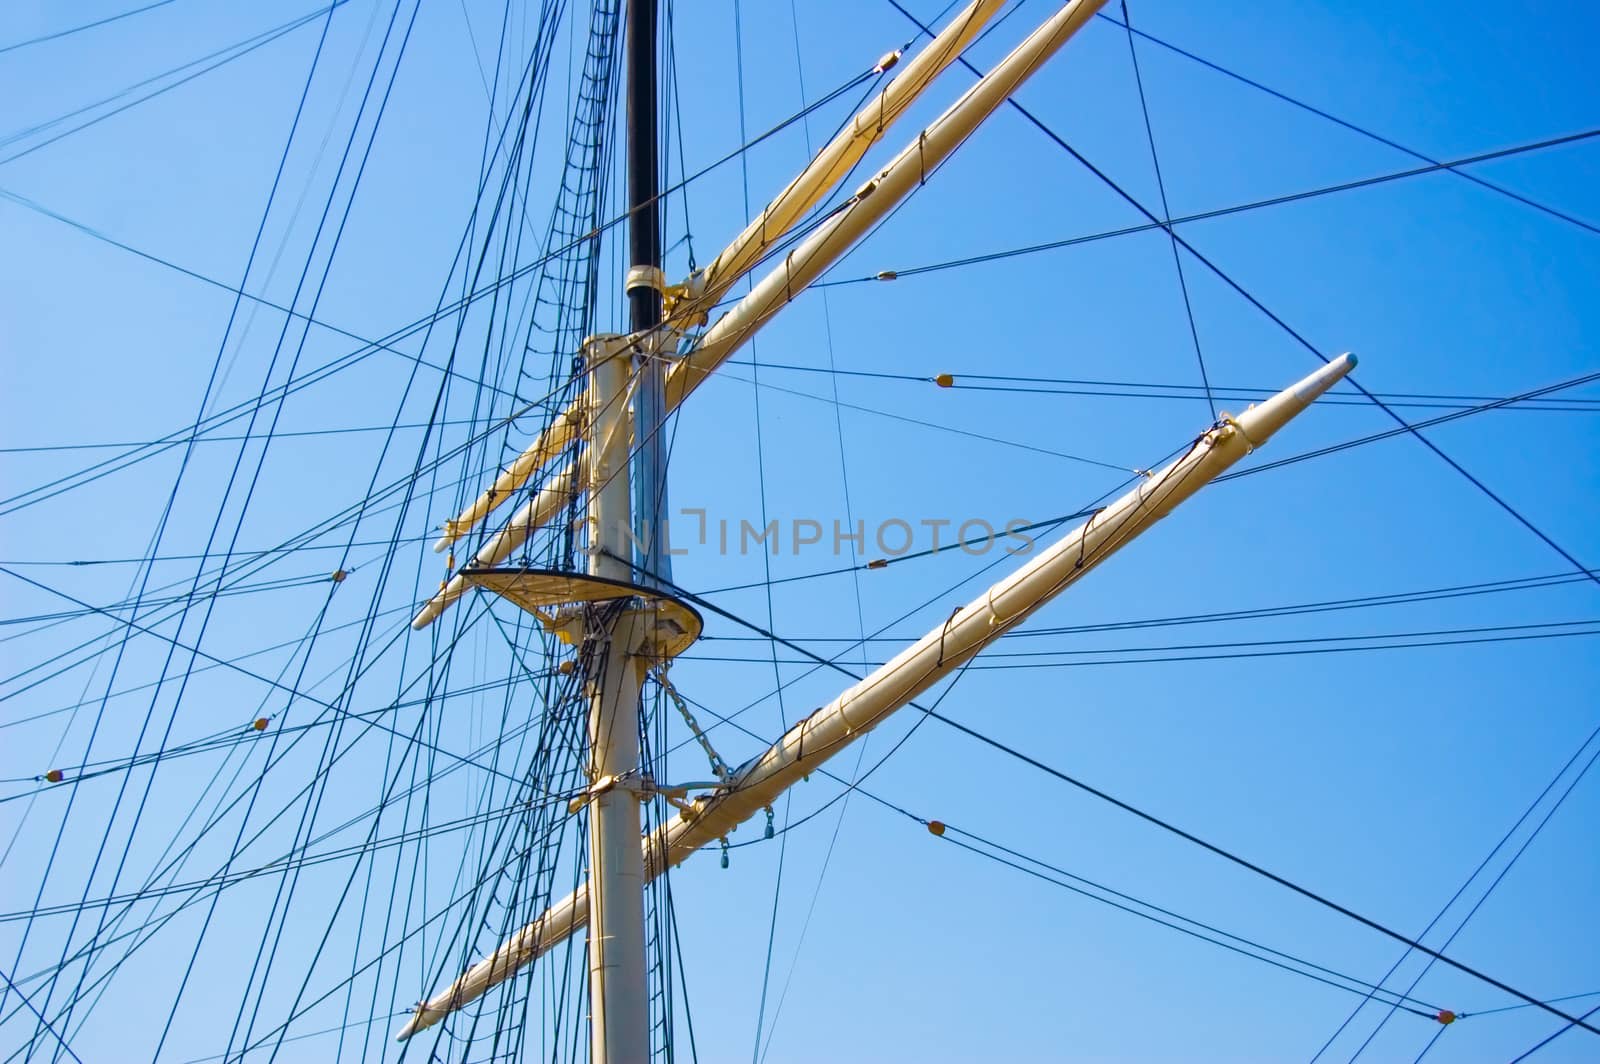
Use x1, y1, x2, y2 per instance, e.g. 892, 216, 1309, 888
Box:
625, 264, 667, 295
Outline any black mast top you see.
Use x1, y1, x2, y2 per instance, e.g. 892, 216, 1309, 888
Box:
625, 0, 661, 334
625, 0, 670, 586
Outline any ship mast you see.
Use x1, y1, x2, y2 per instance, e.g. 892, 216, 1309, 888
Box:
402, 1, 1106, 1049
581, 2, 665, 1062
397, 0, 1353, 1054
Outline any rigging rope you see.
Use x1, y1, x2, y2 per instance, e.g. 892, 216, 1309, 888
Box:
1118, 0, 1216, 420
645, 575, 1600, 1039
883, 0, 1599, 593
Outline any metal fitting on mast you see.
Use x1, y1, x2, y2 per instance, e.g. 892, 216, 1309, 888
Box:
624, 263, 666, 294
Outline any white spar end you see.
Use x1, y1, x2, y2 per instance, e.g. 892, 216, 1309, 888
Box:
411, 574, 466, 630
395, 989, 460, 1040
1292, 352, 1357, 402
1232, 352, 1357, 445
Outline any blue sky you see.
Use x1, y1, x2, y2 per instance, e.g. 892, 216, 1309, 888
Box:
1, 1, 1597, 1061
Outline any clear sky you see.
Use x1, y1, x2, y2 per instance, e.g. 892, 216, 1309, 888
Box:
1, 1, 1597, 1062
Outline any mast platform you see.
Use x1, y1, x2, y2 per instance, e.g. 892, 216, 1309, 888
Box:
460, 567, 702, 660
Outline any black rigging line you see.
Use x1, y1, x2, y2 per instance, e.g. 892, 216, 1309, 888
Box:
1333, 734, 1600, 1063
172, 1009, 411, 1064
1, 672, 551, 806
4, 3, 351, 1040
1215, 368, 1600, 483
1408, 1023, 1448, 1064
77, 632, 435, 1042
752, 4, 884, 1053
37, 39, 862, 308
1088, 10, 1600, 238
0, 58, 880, 518
0, 602, 522, 1045
729, 3, 803, 1055
684, 625, 1600, 669
648, 576, 1600, 1037
1462, 992, 1600, 1019
0, 1, 355, 165
722, 358, 1600, 413
0, 0, 183, 55
0, 567, 536, 792
677, 688, 1457, 1023
0, 46, 865, 349
253, 590, 512, 1057
739, 355, 1594, 549
0, 187, 525, 424
926, 708, 1600, 1037
677, 653, 1465, 1031
692, 624, 1600, 668
45, 2, 604, 1030
6, 0, 1587, 1049
1119, 0, 1215, 420
712, 366, 1137, 471
0, 378, 582, 681
417, 1, 602, 1049
946, 381, 1600, 413
686, 361, 1592, 513
152, 745, 569, 1062
0, 968, 81, 1064
0, 16, 620, 921
0, 537, 440, 569
1, 4, 320, 154
0, 415, 568, 669
0, 418, 504, 454
1020, 577, 1598, 636
3, 549, 526, 729
975, 618, 1600, 657
54, 0, 431, 1024
884, 0, 1599, 590
1508, 1003, 1600, 1063
425, 2, 576, 1030
1, 544, 358, 701
934, 828, 1443, 1020
695, 509, 1096, 595
221, 7, 477, 1041
682, 368, 1597, 597
0, 569, 338, 629
0, 456, 534, 735
218, 817, 576, 1062
811, 128, 1600, 287
0, 797, 574, 926
384, 2, 627, 1043
418, 604, 588, 1059
720, 361, 1600, 518
3, 623, 529, 981
5, 584, 334, 1034
702, 571, 1596, 645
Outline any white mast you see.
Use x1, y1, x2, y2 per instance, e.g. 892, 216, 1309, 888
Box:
396, 355, 1358, 1039
580, 336, 650, 1064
